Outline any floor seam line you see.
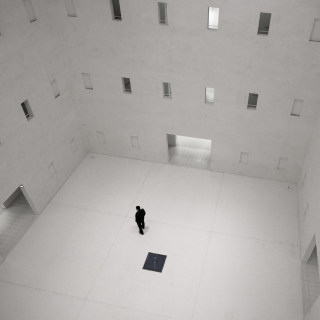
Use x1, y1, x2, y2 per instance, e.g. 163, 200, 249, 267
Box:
211, 230, 301, 247
0, 279, 84, 300
210, 172, 224, 232
48, 202, 127, 218
84, 299, 183, 320
190, 232, 212, 320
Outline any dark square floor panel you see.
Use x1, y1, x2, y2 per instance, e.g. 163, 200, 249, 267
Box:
143, 252, 167, 273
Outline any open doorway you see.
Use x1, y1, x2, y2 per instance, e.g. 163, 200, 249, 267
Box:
0, 186, 37, 260
167, 134, 211, 170
302, 236, 320, 315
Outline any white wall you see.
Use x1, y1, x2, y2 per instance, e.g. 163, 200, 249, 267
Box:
64, 0, 320, 183
298, 113, 320, 319
0, 0, 87, 214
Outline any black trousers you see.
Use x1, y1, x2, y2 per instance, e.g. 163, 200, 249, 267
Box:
136, 220, 145, 233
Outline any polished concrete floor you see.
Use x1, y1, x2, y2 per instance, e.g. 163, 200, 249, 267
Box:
0, 193, 36, 259
0, 153, 304, 320
168, 146, 211, 170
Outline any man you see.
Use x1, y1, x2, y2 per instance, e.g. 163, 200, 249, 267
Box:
135, 206, 146, 235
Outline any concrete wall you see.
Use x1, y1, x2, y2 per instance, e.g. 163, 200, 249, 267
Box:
64, 0, 320, 183
298, 113, 320, 319
0, 0, 87, 214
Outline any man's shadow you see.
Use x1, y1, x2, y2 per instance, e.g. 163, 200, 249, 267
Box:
131, 225, 150, 234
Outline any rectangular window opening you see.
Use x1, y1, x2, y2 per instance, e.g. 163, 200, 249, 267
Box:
240, 152, 249, 164
122, 77, 132, 93
277, 157, 288, 170
70, 138, 77, 153
310, 18, 320, 42
208, 7, 219, 29
163, 82, 172, 98
64, 0, 77, 17
82, 73, 93, 90
258, 12, 271, 35
48, 162, 57, 178
247, 93, 258, 110
21, 100, 34, 121
110, 0, 122, 20
205, 87, 215, 103
158, 3, 168, 25
131, 136, 139, 148
23, 0, 37, 23
50, 79, 60, 99
97, 131, 106, 144
291, 99, 303, 116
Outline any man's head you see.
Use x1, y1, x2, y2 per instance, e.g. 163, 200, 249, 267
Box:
136, 206, 140, 211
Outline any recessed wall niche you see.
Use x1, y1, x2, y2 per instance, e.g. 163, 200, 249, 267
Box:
291, 99, 303, 116
240, 152, 249, 164
97, 131, 106, 144
50, 79, 60, 99
23, 0, 37, 23
277, 157, 288, 170
70, 138, 77, 153
82, 73, 93, 90
48, 162, 57, 178
64, 0, 77, 17
310, 18, 320, 42
131, 136, 139, 148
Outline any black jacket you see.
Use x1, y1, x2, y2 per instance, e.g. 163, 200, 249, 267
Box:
135, 209, 146, 222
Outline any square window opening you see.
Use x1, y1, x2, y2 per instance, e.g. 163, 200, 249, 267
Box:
163, 82, 172, 98
208, 7, 219, 29
21, 100, 34, 120
258, 12, 271, 35
205, 87, 215, 103
110, 0, 122, 20
158, 3, 168, 25
122, 77, 132, 93
247, 93, 258, 110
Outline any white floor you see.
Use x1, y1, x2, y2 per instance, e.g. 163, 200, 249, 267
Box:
168, 146, 211, 170
0, 153, 304, 320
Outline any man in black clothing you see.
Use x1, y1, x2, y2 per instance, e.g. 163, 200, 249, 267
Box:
135, 206, 146, 235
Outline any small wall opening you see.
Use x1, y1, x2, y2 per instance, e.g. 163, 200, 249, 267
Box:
23, 0, 37, 23
167, 134, 211, 170
21, 100, 34, 120
110, 0, 122, 20
208, 7, 219, 30
158, 3, 168, 25
0, 186, 37, 261
258, 12, 271, 35
310, 18, 320, 42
